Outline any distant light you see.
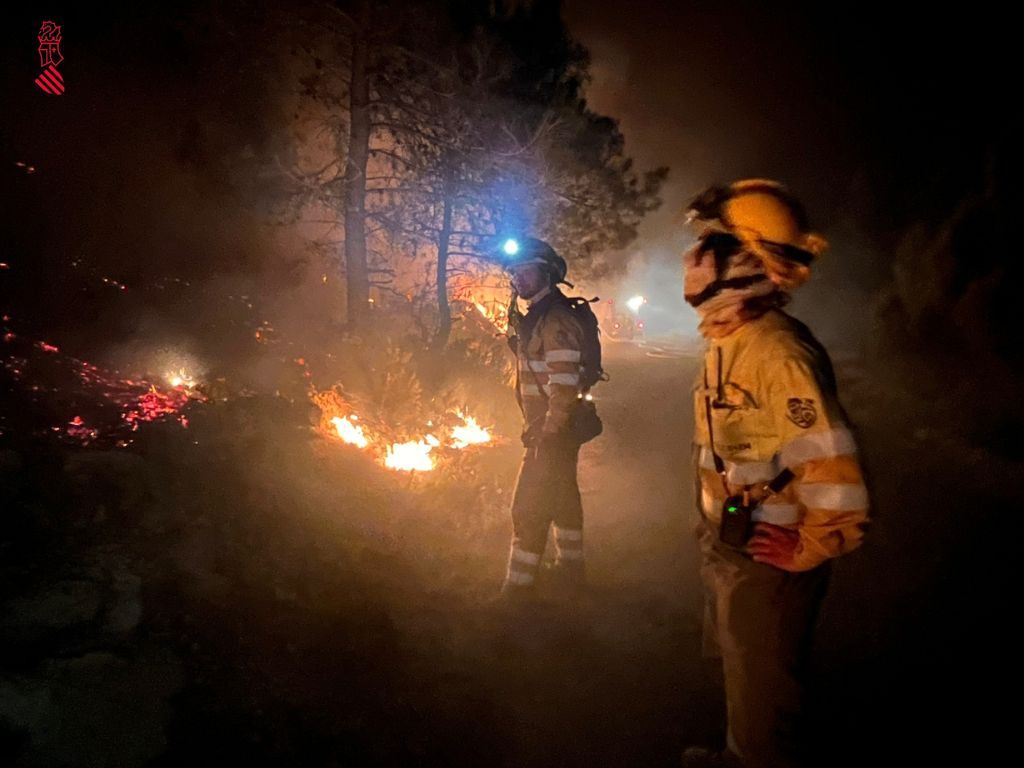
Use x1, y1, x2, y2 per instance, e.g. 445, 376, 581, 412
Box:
502, 238, 520, 256
627, 295, 645, 313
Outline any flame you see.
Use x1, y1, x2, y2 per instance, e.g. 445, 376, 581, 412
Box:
450, 265, 510, 331
330, 415, 369, 448
167, 367, 196, 389
312, 388, 495, 472
384, 439, 436, 472
462, 297, 508, 333
451, 411, 491, 449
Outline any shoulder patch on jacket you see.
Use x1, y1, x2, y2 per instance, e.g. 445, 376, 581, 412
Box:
786, 398, 817, 428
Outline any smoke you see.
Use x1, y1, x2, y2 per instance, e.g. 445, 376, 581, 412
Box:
587, 244, 698, 341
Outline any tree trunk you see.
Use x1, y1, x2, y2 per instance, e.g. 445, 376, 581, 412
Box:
343, 0, 371, 329
434, 188, 454, 349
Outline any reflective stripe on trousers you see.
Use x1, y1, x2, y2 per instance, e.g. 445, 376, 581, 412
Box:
505, 439, 583, 588
553, 525, 584, 563
505, 546, 541, 586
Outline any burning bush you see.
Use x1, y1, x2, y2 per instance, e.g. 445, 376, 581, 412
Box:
312, 384, 495, 474
304, 317, 518, 477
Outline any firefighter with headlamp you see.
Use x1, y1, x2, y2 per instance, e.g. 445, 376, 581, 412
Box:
497, 236, 596, 600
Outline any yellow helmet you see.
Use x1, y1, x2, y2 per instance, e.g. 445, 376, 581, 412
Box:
686, 179, 828, 290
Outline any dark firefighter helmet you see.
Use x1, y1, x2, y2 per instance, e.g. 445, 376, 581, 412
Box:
498, 236, 569, 285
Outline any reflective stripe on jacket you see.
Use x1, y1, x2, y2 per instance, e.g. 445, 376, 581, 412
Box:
518, 289, 585, 435
693, 309, 869, 571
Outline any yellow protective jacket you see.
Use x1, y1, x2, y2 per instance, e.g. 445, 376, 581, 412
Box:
693, 309, 869, 571
518, 289, 585, 435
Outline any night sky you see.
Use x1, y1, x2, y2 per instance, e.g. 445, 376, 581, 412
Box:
3, 2, 1015, 291
566, 0, 1015, 227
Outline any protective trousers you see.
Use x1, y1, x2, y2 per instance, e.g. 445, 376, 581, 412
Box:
697, 521, 830, 768
504, 440, 583, 589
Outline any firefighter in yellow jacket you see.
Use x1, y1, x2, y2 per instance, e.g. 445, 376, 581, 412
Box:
681, 180, 870, 768
500, 237, 587, 598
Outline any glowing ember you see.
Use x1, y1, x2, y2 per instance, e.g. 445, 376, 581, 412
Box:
2, 304, 202, 448
101, 276, 128, 291
475, 302, 488, 317
122, 388, 190, 427
451, 411, 491, 448
330, 416, 369, 448
66, 415, 98, 443
384, 439, 436, 472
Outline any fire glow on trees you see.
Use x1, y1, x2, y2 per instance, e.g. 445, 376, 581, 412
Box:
450, 271, 511, 335
465, 297, 509, 334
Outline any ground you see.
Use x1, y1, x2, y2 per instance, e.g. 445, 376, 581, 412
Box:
1, 338, 1016, 766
